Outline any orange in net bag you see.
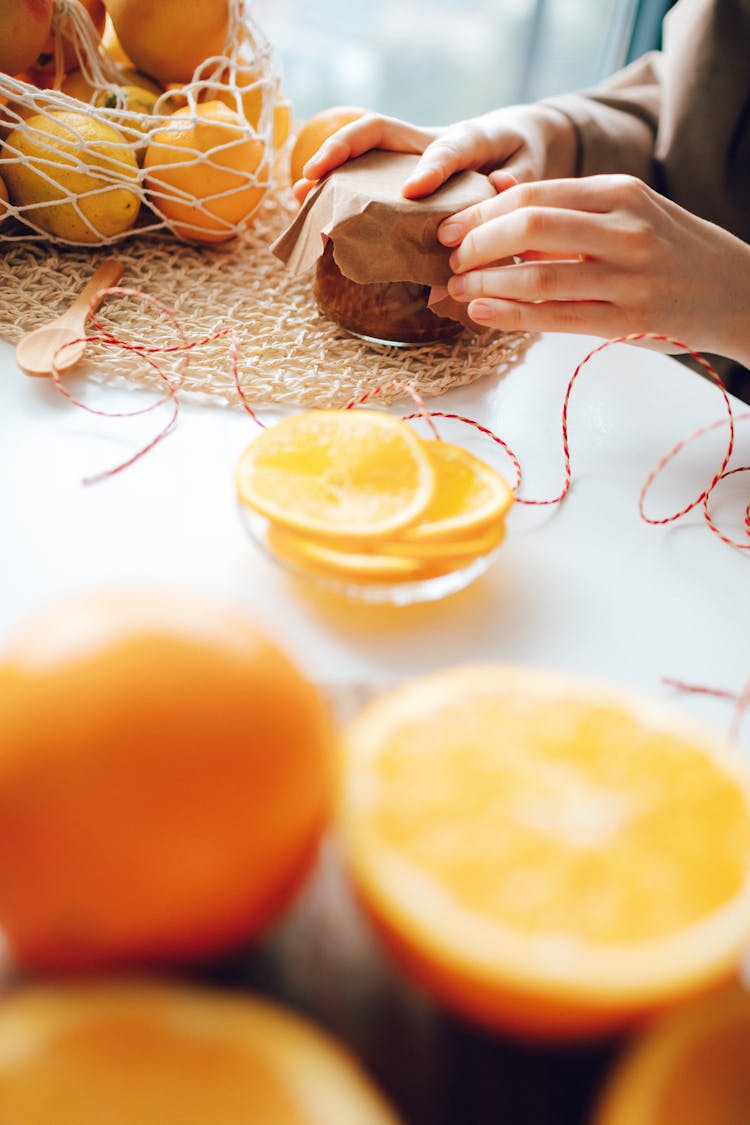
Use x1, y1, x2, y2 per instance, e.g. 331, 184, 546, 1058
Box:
143, 100, 269, 243
0, 0, 284, 245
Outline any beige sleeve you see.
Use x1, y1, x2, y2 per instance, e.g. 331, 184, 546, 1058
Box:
539, 0, 750, 243
541, 52, 663, 184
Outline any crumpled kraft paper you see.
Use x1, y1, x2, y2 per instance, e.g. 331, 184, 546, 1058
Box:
271, 150, 497, 328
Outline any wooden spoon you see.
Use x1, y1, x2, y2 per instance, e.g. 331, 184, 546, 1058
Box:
15, 260, 125, 378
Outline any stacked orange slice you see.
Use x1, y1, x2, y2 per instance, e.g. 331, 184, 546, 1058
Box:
235, 410, 513, 587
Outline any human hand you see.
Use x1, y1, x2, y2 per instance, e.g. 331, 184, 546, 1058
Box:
293, 104, 576, 203
441, 174, 750, 366
293, 114, 438, 203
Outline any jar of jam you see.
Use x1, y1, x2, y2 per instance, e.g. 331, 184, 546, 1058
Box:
314, 242, 463, 347
272, 151, 497, 346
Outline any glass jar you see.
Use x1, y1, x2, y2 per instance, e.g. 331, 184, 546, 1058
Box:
314, 243, 462, 347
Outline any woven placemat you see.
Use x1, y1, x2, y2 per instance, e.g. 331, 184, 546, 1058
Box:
0, 183, 534, 409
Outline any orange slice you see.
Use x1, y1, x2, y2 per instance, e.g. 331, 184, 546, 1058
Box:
267, 524, 497, 584
593, 983, 750, 1125
398, 438, 513, 543
0, 979, 403, 1125
268, 524, 427, 581
338, 664, 750, 1040
377, 521, 506, 559
236, 410, 434, 540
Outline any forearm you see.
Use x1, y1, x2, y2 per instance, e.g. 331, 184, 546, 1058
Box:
710, 234, 750, 370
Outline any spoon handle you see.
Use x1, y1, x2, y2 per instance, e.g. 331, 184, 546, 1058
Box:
66, 260, 125, 321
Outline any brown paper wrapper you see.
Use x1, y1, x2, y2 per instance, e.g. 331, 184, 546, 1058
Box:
271, 151, 497, 330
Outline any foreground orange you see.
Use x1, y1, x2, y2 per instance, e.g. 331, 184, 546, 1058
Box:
593, 983, 750, 1125
338, 664, 750, 1040
0, 979, 403, 1124
0, 591, 333, 972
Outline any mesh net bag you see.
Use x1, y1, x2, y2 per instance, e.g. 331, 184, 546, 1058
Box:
0, 0, 535, 408
0, 0, 283, 245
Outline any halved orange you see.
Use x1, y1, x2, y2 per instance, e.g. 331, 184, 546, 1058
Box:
399, 438, 513, 543
0, 979, 402, 1124
236, 410, 434, 541
593, 983, 750, 1125
338, 664, 750, 1040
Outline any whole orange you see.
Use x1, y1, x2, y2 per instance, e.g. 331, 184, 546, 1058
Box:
104, 0, 228, 85
289, 104, 367, 185
194, 63, 292, 155
144, 100, 269, 242
0, 980, 404, 1125
0, 0, 53, 76
273, 98, 292, 151
34, 0, 106, 74
592, 983, 750, 1125
0, 590, 334, 972
101, 12, 132, 67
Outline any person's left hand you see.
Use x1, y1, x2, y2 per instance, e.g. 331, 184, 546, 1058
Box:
441, 174, 750, 366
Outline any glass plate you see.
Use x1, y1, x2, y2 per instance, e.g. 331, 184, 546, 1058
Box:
238, 505, 501, 606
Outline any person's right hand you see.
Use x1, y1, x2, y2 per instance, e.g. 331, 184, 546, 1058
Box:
439, 174, 750, 368
293, 104, 577, 203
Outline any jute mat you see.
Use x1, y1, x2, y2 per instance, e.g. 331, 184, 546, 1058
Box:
0, 185, 534, 409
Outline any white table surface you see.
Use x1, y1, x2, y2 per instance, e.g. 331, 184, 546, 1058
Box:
2, 331, 749, 752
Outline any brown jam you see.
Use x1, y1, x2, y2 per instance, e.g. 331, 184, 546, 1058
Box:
314, 242, 462, 346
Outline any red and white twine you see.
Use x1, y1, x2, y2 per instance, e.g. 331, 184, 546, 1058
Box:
48, 295, 750, 546
43, 291, 750, 738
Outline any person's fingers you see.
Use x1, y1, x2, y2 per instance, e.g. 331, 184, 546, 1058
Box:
448, 259, 616, 304
292, 177, 318, 204
438, 195, 502, 246
466, 297, 619, 335
487, 170, 518, 193
439, 175, 642, 247
448, 207, 610, 273
488, 155, 544, 187
401, 123, 496, 198
401, 162, 451, 199
439, 178, 542, 246
439, 171, 517, 247
302, 115, 433, 181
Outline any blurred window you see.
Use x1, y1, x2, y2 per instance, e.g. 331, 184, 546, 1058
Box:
254, 0, 666, 125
